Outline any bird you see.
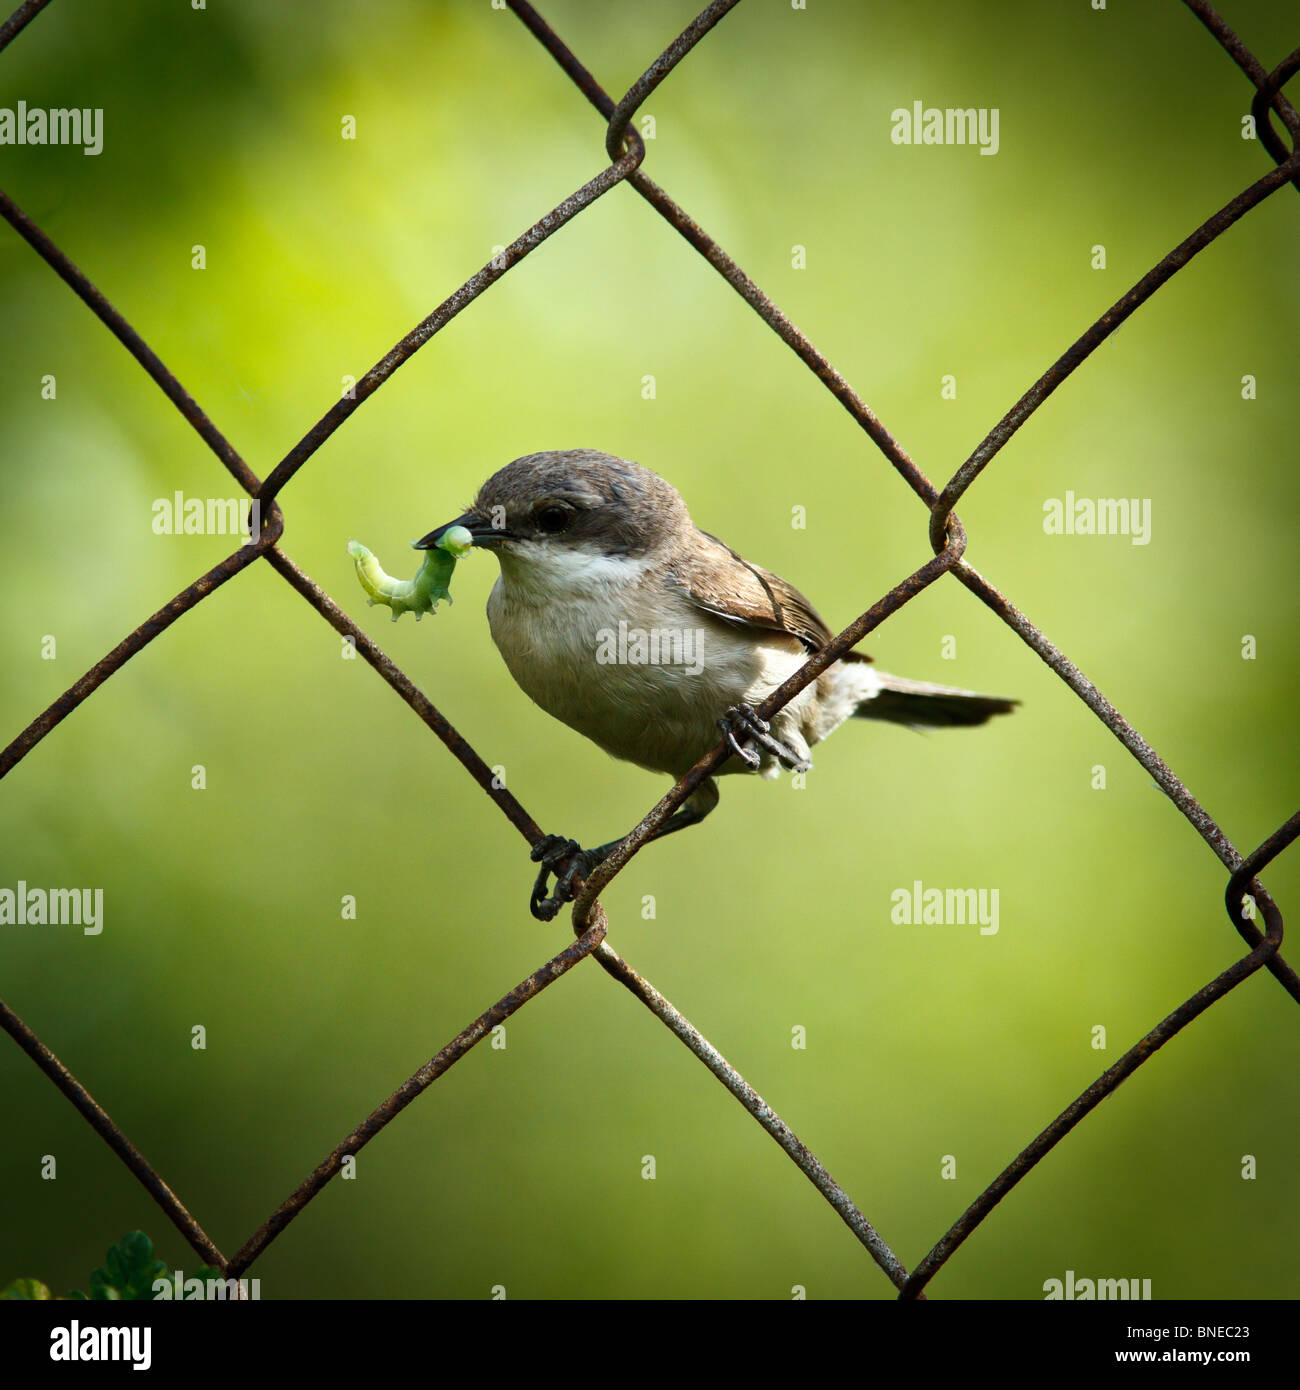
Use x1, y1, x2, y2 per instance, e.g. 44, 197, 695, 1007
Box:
417, 449, 1016, 919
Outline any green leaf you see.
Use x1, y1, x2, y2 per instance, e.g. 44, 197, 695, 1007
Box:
6, 1230, 207, 1302
88, 1231, 167, 1301
1, 1278, 53, 1300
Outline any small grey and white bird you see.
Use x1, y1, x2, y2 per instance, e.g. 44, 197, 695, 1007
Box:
417, 449, 1016, 919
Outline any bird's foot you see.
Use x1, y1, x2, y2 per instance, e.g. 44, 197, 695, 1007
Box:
529, 834, 605, 922
718, 704, 812, 773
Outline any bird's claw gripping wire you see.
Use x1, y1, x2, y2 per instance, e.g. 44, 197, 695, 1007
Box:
530, 834, 602, 921
719, 704, 812, 773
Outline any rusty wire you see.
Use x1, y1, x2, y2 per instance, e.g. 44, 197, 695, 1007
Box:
1, 0, 1297, 1301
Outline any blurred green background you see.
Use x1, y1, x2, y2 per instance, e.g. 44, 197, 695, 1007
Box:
2, 0, 1297, 1300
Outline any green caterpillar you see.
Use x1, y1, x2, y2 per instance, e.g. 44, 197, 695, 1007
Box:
348, 525, 473, 621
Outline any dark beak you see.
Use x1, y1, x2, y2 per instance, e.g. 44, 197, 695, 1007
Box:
413, 510, 512, 550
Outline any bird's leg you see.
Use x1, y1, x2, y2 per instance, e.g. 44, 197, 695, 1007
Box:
719, 704, 812, 773
529, 780, 720, 922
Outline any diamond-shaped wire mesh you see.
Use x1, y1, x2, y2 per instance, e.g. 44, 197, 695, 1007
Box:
1, 0, 1296, 1299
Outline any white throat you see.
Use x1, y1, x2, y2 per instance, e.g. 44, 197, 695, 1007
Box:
494, 541, 653, 606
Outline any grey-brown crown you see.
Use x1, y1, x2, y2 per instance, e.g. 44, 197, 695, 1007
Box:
471, 449, 690, 555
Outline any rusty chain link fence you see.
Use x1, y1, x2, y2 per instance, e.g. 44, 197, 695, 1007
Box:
2, 0, 1297, 1299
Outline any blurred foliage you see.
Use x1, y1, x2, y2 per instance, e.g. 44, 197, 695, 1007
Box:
1, 1, 1297, 1299
2, 1229, 219, 1300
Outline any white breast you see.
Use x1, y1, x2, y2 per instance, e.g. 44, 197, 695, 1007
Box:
484, 541, 859, 778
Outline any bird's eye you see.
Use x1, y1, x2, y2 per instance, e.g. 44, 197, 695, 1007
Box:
535, 503, 573, 534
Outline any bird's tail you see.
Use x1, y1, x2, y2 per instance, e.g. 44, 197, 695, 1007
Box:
853, 671, 1018, 728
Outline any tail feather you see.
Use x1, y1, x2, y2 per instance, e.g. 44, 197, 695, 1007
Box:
854, 672, 1018, 728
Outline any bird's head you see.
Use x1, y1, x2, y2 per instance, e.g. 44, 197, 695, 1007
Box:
415, 449, 690, 599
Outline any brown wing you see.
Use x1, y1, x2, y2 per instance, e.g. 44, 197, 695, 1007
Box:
671, 529, 847, 656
